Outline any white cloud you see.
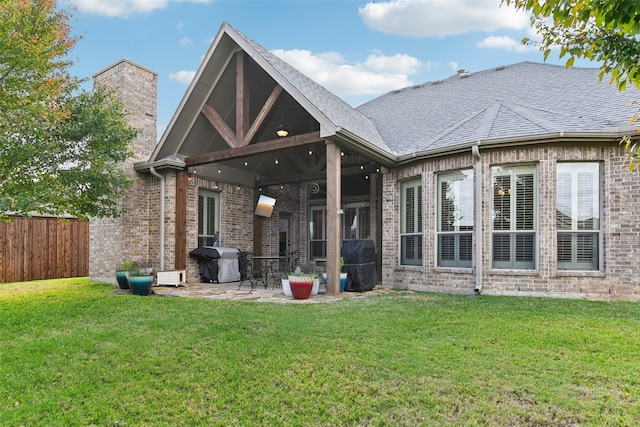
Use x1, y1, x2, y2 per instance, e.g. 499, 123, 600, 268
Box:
169, 70, 196, 85
448, 61, 459, 72
177, 21, 184, 31
68, 0, 213, 18
476, 35, 536, 53
271, 49, 424, 98
179, 36, 193, 46
358, 0, 529, 38
363, 53, 422, 74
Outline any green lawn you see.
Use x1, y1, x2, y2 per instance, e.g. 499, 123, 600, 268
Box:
1, 278, 639, 426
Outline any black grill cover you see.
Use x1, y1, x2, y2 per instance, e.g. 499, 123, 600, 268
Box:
189, 247, 220, 283
341, 239, 377, 292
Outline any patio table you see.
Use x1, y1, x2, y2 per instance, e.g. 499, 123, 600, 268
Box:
251, 256, 284, 289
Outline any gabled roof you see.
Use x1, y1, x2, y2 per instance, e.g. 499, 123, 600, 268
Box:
149, 22, 390, 167
357, 62, 640, 158
147, 24, 639, 174
228, 24, 390, 153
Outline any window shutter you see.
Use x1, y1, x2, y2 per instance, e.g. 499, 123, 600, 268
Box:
459, 234, 473, 261
401, 179, 423, 266
198, 195, 204, 235
516, 174, 534, 230
576, 233, 596, 263
206, 196, 217, 236
492, 166, 536, 269
493, 175, 511, 230
556, 172, 572, 230
577, 172, 596, 230
556, 163, 600, 270
416, 185, 423, 233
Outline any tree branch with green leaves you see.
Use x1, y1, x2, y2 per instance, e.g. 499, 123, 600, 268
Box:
0, 0, 136, 220
503, 0, 640, 170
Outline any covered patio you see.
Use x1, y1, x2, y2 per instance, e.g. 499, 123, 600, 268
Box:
135, 23, 393, 294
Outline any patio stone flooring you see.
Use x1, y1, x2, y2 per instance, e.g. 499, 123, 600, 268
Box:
147, 280, 394, 303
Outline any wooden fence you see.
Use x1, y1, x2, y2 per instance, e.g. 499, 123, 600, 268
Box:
0, 216, 89, 283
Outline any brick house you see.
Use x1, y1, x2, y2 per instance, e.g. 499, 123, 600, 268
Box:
90, 22, 640, 300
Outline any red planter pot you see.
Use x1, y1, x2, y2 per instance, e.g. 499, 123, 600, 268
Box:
288, 277, 314, 300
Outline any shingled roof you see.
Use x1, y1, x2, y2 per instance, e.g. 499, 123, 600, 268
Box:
148, 24, 640, 173
357, 62, 640, 158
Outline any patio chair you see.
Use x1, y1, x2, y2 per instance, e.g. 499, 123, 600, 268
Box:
237, 251, 256, 291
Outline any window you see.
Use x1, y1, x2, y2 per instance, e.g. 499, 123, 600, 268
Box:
437, 169, 473, 267
309, 207, 326, 259
198, 190, 220, 247
491, 165, 536, 269
556, 163, 601, 270
400, 178, 422, 266
342, 205, 370, 241
308, 203, 371, 259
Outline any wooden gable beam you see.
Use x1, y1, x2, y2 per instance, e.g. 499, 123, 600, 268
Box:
236, 51, 249, 144
243, 85, 282, 146
202, 83, 284, 150
185, 131, 321, 167
202, 51, 287, 149
201, 104, 238, 148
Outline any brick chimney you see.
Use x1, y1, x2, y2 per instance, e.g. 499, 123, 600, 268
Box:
89, 59, 158, 284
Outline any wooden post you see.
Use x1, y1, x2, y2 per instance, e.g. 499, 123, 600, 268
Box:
326, 141, 341, 295
253, 187, 262, 256
175, 170, 188, 269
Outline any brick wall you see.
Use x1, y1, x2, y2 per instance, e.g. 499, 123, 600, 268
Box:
89, 59, 158, 284
184, 176, 254, 281
383, 143, 640, 301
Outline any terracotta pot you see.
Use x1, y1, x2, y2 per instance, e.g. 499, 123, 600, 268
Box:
288, 277, 314, 300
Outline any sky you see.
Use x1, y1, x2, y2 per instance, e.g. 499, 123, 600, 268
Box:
61, 0, 599, 140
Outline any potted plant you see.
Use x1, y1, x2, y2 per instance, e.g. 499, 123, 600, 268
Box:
311, 272, 321, 296
281, 272, 292, 298
115, 259, 134, 289
339, 256, 347, 293
288, 266, 314, 300
321, 258, 347, 293
127, 263, 155, 296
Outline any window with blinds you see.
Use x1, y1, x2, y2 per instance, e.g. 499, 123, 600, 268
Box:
342, 205, 371, 241
307, 203, 371, 260
556, 162, 601, 270
491, 165, 536, 269
198, 190, 220, 247
400, 178, 422, 266
437, 169, 473, 267
309, 207, 326, 259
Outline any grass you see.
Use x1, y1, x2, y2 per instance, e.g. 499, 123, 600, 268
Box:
1, 279, 639, 426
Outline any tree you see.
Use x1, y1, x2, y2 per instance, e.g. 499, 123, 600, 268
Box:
503, 0, 640, 169
0, 0, 136, 220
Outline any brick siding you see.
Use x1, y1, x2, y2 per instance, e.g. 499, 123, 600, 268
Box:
89, 59, 158, 284
382, 143, 640, 301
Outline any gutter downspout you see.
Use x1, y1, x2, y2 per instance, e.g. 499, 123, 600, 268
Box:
472, 144, 483, 294
149, 166, 165, 271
